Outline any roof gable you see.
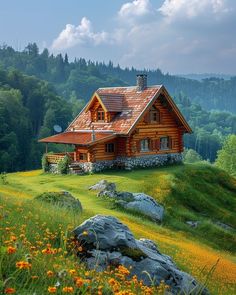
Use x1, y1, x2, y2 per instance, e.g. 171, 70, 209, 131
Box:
128, 86, 192, 134
67, 85, 192, 134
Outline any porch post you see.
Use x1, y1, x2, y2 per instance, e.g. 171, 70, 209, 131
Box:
45, 143, 48, 154
74, 145, 76, 162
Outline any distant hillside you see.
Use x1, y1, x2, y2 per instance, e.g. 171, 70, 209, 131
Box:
177, 73, 233, 81
0, 43, 236, 113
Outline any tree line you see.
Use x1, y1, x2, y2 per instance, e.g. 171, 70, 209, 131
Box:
0, 43, 235, 172
0, 43, 236, 113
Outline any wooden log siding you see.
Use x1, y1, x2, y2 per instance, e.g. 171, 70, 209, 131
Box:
128, 98, 182, 156
92, 139, 117, 161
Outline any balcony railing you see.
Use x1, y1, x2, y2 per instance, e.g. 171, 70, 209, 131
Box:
46, 152, 74, 164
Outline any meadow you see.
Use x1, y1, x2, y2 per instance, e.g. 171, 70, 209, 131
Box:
0, 163, 236, 294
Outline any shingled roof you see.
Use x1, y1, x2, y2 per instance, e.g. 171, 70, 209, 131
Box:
39, 84, 192, 146
39, 131, 115, 145
68, 86, 163, 134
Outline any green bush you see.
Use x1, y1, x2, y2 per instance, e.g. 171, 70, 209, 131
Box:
35, 191, 82, 211
41, 153, 50, 172
58, 154, 71, 174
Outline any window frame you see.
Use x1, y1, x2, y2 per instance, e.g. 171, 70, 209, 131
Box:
97, 110, 105, 122
105, 143, 115, 153
149, 107, 160, 123
160, 136, 170, 150
79, 153, 87, 161
140, 138, 150, 152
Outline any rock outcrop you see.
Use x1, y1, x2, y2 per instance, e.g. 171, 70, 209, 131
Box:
89, 180, 116, 192
73, 215, 209, 295
91, 180, 164, 222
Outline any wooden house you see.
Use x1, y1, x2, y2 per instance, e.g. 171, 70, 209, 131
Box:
39, 75, 192, 173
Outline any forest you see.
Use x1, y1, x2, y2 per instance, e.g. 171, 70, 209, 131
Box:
0, 43, 235, 172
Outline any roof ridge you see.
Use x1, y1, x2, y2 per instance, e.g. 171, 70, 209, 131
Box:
98, 85, 162, 90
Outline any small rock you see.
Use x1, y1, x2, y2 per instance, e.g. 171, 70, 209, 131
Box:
186, 221, 199, 228
215, 221, 234, 231
89, 180, 116, 191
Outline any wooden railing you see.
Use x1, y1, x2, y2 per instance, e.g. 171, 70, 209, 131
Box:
46, 153, 74, 164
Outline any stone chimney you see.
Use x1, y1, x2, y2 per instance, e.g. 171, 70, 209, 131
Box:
136, 74, 147, 91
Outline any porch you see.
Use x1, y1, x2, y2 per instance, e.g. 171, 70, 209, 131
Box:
46, 152, 76, 164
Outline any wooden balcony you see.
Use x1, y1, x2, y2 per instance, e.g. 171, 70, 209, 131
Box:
46, 152, 75, 164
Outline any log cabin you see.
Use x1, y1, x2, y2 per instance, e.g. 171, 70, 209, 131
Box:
39, 75, 192, 173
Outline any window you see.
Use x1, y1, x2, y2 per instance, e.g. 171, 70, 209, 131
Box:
105, 143, 115, 153
150, 107, 160, 123
140, 139, 149, 152
79, 153, 87, 161
160, 137, 170, 150
97, 110, 105, 122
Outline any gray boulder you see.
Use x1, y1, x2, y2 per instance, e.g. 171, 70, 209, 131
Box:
123, 193, 164, 222
89, 180, 116, 191
73, 215, 209, 295
92, 180, 164, 222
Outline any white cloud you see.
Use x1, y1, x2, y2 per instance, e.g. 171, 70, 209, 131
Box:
118, 0, 151, 19
159, 0, 229, 20
51, 17, 108, 51
50, 1, 236, 74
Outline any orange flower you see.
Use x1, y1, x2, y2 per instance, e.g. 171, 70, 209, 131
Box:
62, 286, 74, 293
42, 247, 57, 254
47, 270, 54, 277
117, 265, 130, 276
108, 278, 117, 286
75, 277, 84, 287
77, 246, 83, 252
4, 288, 16, 294
48, 286, 57, 293
16, 261, 31, 269
31, 275, 39, 279
7, 246, 16, 254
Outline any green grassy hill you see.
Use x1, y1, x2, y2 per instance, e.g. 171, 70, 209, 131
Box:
0, 163, 236, 294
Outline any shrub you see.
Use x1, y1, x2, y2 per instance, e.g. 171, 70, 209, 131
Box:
41, 153, 50, 172
35, 191, 82, 211
183, 149, 202, 163
58, 154, 71, 174
215, 134, 236, 176
0, 172, 8, 184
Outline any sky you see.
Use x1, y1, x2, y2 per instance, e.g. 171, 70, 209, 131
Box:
0, 0, 236, 74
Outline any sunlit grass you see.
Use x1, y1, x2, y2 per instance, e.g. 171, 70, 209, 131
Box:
1, 163, 236, 294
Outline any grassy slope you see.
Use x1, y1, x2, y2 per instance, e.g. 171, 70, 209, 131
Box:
1, 163, 236, 294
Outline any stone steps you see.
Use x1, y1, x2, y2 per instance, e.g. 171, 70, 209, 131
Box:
69, 163, 84, 175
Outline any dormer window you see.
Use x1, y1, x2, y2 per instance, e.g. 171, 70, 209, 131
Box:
97, 109, 105, 122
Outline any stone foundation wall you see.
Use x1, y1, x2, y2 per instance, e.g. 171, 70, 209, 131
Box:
48, 153, 182, 174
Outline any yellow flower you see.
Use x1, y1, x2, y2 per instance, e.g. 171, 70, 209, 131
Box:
48, 286, 57, 293
82, 231, 88, 235
62, 286, 74, 293
69, 269, 76, 275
